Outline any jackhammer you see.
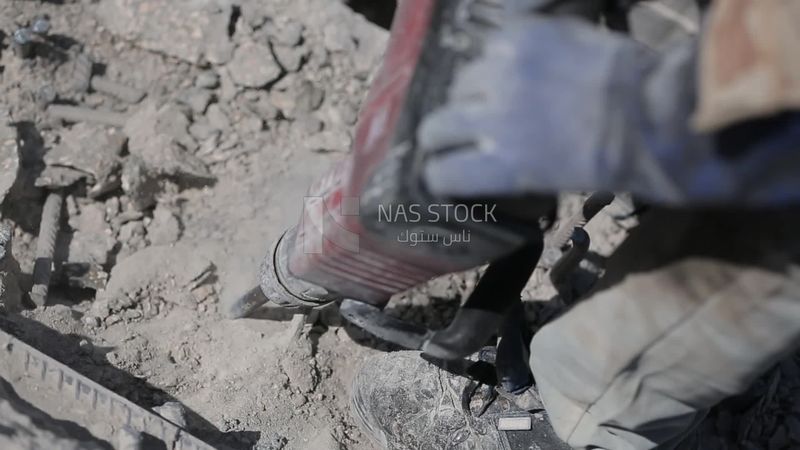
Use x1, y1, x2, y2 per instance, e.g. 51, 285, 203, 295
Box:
225, 0, 621, 393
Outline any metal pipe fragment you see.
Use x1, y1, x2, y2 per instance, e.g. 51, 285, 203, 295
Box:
31, 16, 51, 36
30, 192, 63, 307
12, 28, 35, 59
91, 76, 146, 104
47, 104, 129, 127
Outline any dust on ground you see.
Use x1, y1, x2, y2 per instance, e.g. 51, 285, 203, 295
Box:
0, 1, 798, 450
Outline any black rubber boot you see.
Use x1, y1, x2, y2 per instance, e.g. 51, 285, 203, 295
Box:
351, 351, 570, 449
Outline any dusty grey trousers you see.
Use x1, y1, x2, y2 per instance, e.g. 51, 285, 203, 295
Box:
530, 209, 800, 449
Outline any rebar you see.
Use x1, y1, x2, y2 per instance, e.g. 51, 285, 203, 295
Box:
47, 104, 129, 127
90, 76, 146, 104
30, 191, 63, 307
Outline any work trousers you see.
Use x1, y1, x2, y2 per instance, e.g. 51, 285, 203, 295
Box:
530, 208, 800, 449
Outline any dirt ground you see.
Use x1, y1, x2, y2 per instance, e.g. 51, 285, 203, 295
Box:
0, 1, 799, 449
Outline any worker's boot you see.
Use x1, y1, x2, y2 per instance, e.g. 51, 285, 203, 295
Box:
350, 351, 569, 450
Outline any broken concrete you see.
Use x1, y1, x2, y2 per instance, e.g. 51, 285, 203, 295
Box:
95, 0, 235, 65
38, 123, 125, 192
124, 101, 213, 183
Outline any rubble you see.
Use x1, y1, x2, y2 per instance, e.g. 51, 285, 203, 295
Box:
95, 0, 235, 64
5, 1, 796, 449
0, 0, 391, 447
124, 101, 213, 182
37, 123, 125, 193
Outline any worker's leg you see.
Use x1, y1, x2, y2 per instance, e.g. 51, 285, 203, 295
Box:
530, 209, 800, 449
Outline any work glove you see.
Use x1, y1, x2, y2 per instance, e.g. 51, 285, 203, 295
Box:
418, 16, 660, 201
417, 15, 800, 207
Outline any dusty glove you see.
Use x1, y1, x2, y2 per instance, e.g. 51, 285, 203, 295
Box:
417, 16, 800, 207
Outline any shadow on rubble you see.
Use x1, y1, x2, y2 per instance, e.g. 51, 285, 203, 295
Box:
346, 0, 397, 29
2, 122, 46, 233
0, 313, 261, 450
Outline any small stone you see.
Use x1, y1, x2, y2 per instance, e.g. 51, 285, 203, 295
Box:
147, 206, 181, 245
90, 298, 111, 320
291, 394, 307, 408
323, 23, 355, 53
189, 121, 221, 142
238, 116, 263, 134
227, 41, 282, 88
271, 20, 304, 47
119, 221, 146, 244
295, 81, 325, 113
242, 91, 279, 121
206, 104, 231, 130
195, 71, 220, 89
38, 124, 125, 191
105, 314, 122, 325
122, 309, 143, 321
153, 402, 188, 428
124, 101, 212, 183
105, 197, 120, 217
70, 203, 107, 232
292, 116, 323, 135
177, 89, 214, 115
268, 92, 294, 118
218, 67, 239, 102
272, 45, 306, 73
305, 130, 352, 153
67, 231, 114, 266
82, 315, 101, 328
339, 102, 360, 126
121, 156, 159, 212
